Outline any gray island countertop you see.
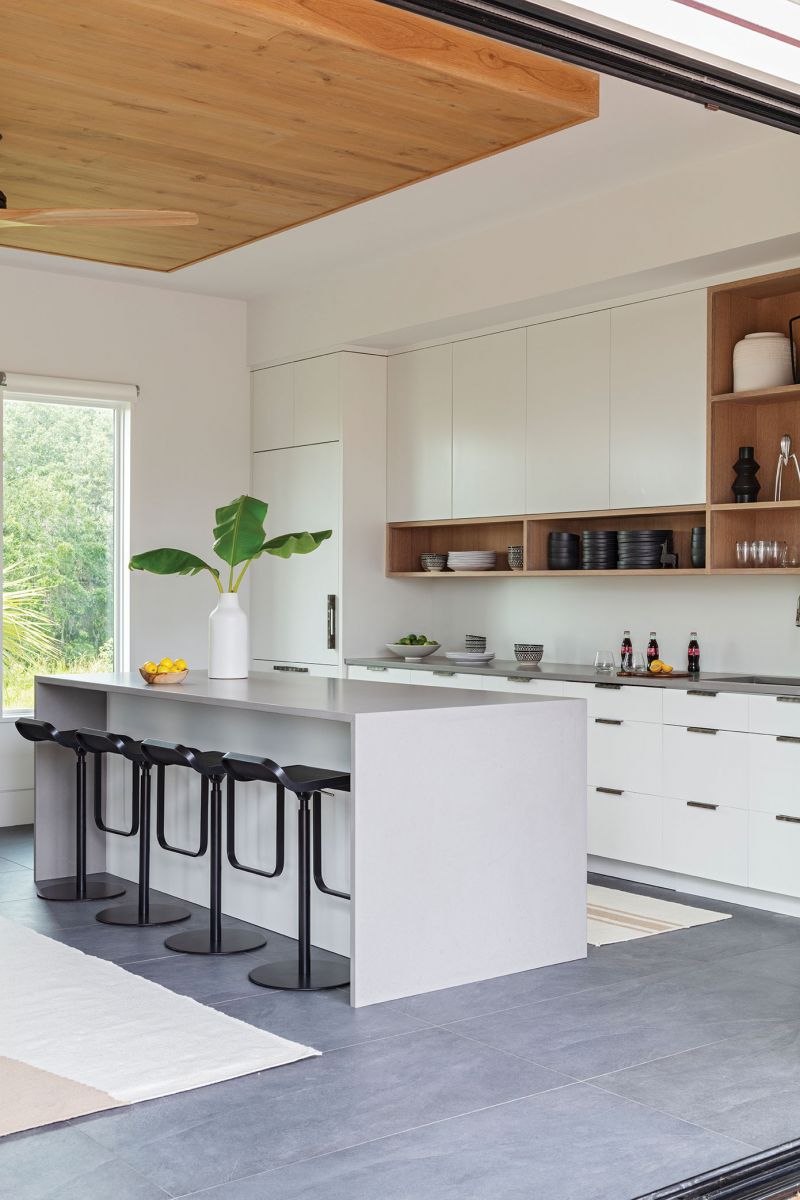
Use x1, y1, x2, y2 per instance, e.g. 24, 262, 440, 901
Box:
34, 669, 571, 723
346, 657, 800, 696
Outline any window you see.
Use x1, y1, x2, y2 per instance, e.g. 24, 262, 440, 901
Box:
1, 379, 131, 713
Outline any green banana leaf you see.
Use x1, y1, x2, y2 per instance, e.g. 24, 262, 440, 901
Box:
261, 530, 332, 559
129, 549, 221, 583
212, 495, 269, 567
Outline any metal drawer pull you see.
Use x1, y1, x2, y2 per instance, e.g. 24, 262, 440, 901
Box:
687, 801, 718, 811
777, 695, 800, 704
433, 671, 455, 678
506, 676, 532, 684
327, 594, 336, 650
595, 718, 623, 726
688, 690, 718, 698
777, 814, 800, 824
595, 683, 621, 690
366, 666, 387, 672
596, 787, 624, 796
687, 726, 718, 735
777, 735, 800, 744
273, 664, 309, 673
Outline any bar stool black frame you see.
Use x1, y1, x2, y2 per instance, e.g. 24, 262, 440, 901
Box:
74, 729, 191, 927
223, 752, 351, 991
142, 739, 267, 955
15, 718, 125, 902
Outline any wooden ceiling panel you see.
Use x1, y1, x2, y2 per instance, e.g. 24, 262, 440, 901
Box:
0, 0, 598, 270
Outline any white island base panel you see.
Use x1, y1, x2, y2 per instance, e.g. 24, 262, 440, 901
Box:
33, 673, 586, 1007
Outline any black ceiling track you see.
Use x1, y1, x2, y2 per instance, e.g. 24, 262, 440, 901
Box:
378, 0, 800, 133
634, 1139, 800, 1200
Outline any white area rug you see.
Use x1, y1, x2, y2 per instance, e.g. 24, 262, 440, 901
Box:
588, 885, 731, 947
0, 915, 318, 1136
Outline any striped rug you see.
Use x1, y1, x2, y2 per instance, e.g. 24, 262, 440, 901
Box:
588, 885, 731, 947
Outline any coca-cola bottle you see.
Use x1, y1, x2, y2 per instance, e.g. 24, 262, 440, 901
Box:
647, 631, 659, 666
621, 630, 633, 671
688, 631, 700, 675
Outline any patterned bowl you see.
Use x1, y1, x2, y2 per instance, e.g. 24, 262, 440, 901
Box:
514, 644, 543, 664
420, 553, 448, 572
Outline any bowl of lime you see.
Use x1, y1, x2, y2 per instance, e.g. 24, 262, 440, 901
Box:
386, 635, 440, 662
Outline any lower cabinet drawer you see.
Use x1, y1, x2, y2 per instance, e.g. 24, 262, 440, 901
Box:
663, 687, 748, 732
662, 796, 748, 886
749, 692, 800, 736
749, 809, 800, 897
483, 676, 566, 697
748, 732, 800, 818
422, 671, 484, 689
348, 665, 412, 684
588, 718, 662, 794
588, 787, 662, 867
662, 725, 749, 808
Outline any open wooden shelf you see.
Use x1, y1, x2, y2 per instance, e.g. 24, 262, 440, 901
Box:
711, 500, 800, 512
712, 383, 800, 406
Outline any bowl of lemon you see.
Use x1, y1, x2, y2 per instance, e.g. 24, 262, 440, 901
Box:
139, 657, 189, 685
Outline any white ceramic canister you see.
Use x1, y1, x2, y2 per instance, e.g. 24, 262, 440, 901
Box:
733, 332, 794, 393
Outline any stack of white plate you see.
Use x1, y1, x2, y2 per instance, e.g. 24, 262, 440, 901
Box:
447, 550, 496, 572
445, 650, 496, 665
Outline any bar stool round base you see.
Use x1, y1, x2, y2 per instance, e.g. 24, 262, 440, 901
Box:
164, 928, 266, 955
37, 879, 126, 902
96, 901, 191, 927
249, 954, 350, 991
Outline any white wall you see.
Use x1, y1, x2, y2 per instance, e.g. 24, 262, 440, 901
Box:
0, 264, 249, 823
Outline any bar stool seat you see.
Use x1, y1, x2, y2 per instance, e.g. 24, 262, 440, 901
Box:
141, 739, 267, 956
15, 718, 125, 903
223, 752, 351, 992
74, 729, 191, 928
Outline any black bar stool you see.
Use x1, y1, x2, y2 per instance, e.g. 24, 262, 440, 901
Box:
15, 718, 125, 902
223, 752, 351, 991
141, 739, 267, 956
74, 729, 190, 928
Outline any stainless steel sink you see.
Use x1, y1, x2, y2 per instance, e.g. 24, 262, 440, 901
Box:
704, 674, 800, 687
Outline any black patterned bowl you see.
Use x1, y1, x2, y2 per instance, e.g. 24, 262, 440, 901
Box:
515, 644, 544, 664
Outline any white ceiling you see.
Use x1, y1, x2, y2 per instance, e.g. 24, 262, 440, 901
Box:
0, 75, 782, 303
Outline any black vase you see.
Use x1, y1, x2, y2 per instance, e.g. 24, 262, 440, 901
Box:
732, 446, 760, 504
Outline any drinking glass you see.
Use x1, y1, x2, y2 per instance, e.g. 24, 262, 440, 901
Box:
629, 650, 647, 674
594, 650, 616, 674
771, 541, 787, 567
735, 541, 749, 567
752, 540, 769, 567
783, 544, 800, 567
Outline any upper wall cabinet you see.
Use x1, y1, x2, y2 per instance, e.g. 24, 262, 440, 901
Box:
452, 329, 526, 518
609, 291, 707, 508
387, 345, 453, 522
526, 311, 610, 514
252, 354, 341, 451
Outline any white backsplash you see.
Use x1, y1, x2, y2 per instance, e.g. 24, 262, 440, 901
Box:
426, 575, 800, 675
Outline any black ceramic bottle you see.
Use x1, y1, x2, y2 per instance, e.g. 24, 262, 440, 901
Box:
732, 446, 761, 503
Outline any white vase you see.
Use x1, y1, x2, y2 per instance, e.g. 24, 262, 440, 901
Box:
208, 593, 249, 679
733, 332, 793, 393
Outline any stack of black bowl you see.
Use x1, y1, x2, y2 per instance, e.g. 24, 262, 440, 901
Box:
581, 530, 618, 570
617, 529, 671, 570
548, 531, 580, 570
691, 526, 706, 568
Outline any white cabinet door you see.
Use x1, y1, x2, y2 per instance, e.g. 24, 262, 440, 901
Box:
662, 725, 749, 809
482, 675, 566, 698
749, 693, 800, 736
526, 312, 610, 513
749, 810, 800, 898
565, 682, 662, 723
387, 346, 452, 521
251, 443, 340, 666
588, 718, 662, 794
252, 364, 293, 452
747, 733, 800, 819
609, 291, 707, 507
294, 355, 340, 446
452, 330, 526, 518
348, 665, 412, 685
423, 670, 485, 690
588, 787, 662, 868
663, 796, 748, 886
663, 687, 749, 733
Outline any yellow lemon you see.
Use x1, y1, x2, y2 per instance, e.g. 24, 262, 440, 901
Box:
142, 661, 156, 673
158, 657, 173, 670
649, 661, 663, 674
661, 663, 674, 673
173, 658, 188, 672
155, 663, 170, 674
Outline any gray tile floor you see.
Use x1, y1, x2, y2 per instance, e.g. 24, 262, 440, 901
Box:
2, 824, 799, 1199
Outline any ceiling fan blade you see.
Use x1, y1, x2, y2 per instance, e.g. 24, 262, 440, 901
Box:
0, 208, 199, 229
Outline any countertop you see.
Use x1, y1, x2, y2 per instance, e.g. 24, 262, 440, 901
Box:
346, 657, 800, 697
34, 670, 573, 724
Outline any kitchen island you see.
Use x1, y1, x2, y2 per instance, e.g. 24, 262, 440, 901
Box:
33, 671, 586, 1006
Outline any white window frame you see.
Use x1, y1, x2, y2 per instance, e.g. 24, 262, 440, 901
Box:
0, 375, 134, 712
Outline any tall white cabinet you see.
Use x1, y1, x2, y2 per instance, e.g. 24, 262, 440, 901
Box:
526, 311, 611, 514
609, 290, 707, 508
452, 330, 526, 518
387, 345, 452, 521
